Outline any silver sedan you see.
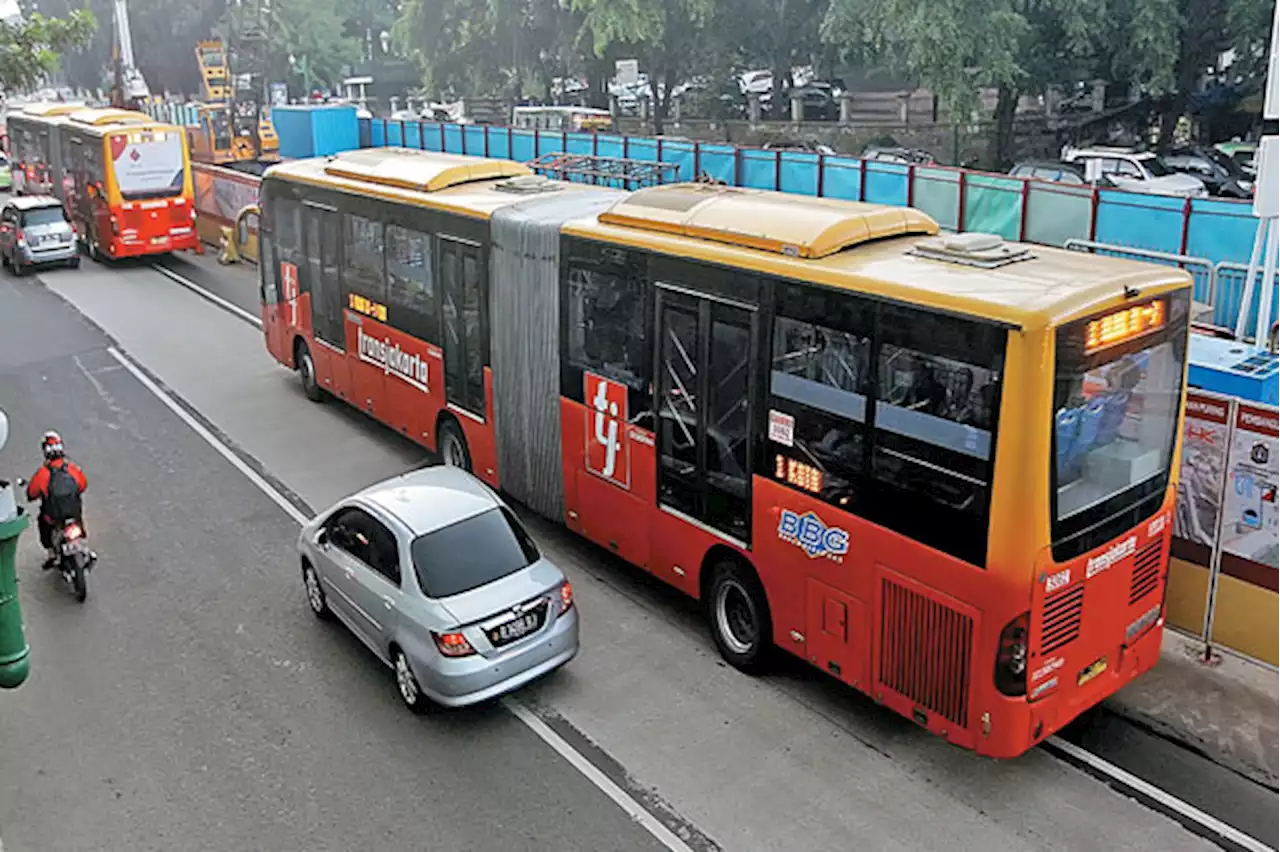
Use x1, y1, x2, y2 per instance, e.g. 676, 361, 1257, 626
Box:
298, 466, 578, 710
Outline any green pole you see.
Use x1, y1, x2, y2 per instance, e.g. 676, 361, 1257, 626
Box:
0, 512, 30, 688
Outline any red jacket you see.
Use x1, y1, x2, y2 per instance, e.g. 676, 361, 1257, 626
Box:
26, 458, 87, 504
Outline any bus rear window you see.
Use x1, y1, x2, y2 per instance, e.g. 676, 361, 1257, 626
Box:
1051, 291, 1189, 556
110, 132, 184, 200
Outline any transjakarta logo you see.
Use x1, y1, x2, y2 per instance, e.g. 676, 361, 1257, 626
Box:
357, 326, 429, 392
1086, 535, 1136, 579
778, 509, 849, 561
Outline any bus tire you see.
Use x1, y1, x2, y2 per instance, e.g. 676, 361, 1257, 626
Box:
295, 340, 323, 402
436, 418, 472, 472
706, 558, 772, 674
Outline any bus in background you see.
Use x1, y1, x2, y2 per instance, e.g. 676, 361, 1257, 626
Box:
512, 105, 613, 133
253, 148, 1191, 758
60, 108, 198, 260
6, 103, 82, 195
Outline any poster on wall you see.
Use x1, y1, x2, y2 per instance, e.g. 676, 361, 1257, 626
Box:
1219, 403, 1280, 570
1173, 392, 1234, 561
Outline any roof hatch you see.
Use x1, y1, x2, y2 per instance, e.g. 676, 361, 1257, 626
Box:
323, 148, 531, 193
598, 183, 938, 258
909, 232, 1033, 269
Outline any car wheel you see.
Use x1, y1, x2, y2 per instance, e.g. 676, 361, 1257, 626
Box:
69, 257, 80, 269
706, 559, 772, 673
394, 649, 428, 714
12, 259, 27, 277
302, 562, 331, 620
437, 419, 472, 471
295, 340, 322, 402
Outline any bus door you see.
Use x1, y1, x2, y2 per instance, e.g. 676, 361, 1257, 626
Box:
303, 202, 349, 401
654, 286, 757, 555
439, 237, 488, 419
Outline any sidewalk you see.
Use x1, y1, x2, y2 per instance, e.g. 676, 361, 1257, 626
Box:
1107, 630, 1278, 788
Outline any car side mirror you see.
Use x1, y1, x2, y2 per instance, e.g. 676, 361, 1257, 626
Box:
316, 528, 329, 546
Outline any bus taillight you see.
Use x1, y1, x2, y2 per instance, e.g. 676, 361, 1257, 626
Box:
994, 613, 1029, 697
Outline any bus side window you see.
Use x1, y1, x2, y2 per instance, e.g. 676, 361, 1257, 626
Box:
386, 224, 435, 341
343, 213, 386, 303
565, 262, 650, 412
870, 304, 1005, 566
767, 282, 873, 508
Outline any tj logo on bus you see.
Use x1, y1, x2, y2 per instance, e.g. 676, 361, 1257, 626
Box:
778, 509, 850, 561
585, 373, 630, 489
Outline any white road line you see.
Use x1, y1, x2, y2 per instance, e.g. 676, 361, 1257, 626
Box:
105, 346, 697, 852
1046, 737, 1275, 852
504, 699, 696, 851
107, 348, 305, 526
150, 263, 264, 329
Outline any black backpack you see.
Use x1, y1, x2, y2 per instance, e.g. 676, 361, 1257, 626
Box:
44, 463, 82, 523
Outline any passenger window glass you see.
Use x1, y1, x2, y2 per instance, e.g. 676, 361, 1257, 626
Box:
274, 197, 301, 256
386, 224, 433, 315
365, 518, 401, 584
343, 213, 385, 298
1117, 160, 1143, 179
566, 265, 649, 391
328, 508, 371, 563
872, 306, 1004, 564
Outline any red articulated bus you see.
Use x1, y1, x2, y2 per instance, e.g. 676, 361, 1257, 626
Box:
252, 148, 1191, 758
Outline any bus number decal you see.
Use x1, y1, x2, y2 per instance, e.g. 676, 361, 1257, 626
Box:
280, 261, 299, 327
778, 509, 849, 562
585, 372, 630, 489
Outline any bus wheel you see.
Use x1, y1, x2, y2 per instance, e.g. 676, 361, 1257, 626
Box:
295, 340, 323, 402
707, 560, 772, 673
437, 419, 472, 472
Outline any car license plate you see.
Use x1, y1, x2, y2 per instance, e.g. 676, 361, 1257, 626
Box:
490, 611, 540, 646
151, 236, 168, 245
1077, 657, 1107, 686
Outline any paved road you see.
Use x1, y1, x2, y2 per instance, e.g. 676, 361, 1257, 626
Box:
1, 253, 1260, 852
0, 276, 670, 852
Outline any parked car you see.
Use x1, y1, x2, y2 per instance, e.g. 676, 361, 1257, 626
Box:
861, 145, 937, 166
1061, 146, 1208, 197
0, 155, 10, 192
1160, 145, 1254, 198
786, 81, 838, 121
763, 140, 838, 156
298, 465, 578, 711
1215, 140, 1257, 175
0, 195, 78, 275
1009, 160, 1104, 185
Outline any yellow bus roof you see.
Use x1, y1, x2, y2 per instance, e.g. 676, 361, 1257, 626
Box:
67, 108, 154, 127
267, 148, 599, 220
568, 186, 1191, 329
267, 151, 1190, 329
18, 103, 83, 118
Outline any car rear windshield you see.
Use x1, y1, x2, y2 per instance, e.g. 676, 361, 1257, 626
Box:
22, 207, 65, 227
411, 507, 541, 599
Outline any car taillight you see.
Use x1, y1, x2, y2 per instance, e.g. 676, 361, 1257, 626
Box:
110, 217, 119, 235
994, 612, 1029, 697
15, 228, 24, 246
559, 582, 574, 614
64, 522, 83, 541
190, 208, 197, 221
432, 631, 476, 658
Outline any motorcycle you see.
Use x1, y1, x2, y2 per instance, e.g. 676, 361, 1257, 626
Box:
15, 478, 94, 603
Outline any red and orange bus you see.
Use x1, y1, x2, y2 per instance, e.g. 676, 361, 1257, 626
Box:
57, 108, 199, 260
5, 103, 83, 196
251, 148, 1191, 758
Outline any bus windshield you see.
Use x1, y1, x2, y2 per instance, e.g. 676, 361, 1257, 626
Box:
109, 131, 185, 200
1052, 292, 1189, 540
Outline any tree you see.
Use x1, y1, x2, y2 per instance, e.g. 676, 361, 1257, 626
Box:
0, 8, 96, 92
573, 0, 714, 134
265, 0, 362, 93
824, 0, 1102, 166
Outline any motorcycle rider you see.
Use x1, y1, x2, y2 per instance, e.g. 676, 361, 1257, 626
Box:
25, 431, 89, 569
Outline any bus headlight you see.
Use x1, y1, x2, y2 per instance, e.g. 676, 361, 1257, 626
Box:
994, 612, 1029, 697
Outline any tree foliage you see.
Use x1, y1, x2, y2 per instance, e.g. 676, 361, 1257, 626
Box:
0, 8, 96, 92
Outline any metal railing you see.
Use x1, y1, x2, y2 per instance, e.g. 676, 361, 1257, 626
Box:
1064, 239, 1218, 325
